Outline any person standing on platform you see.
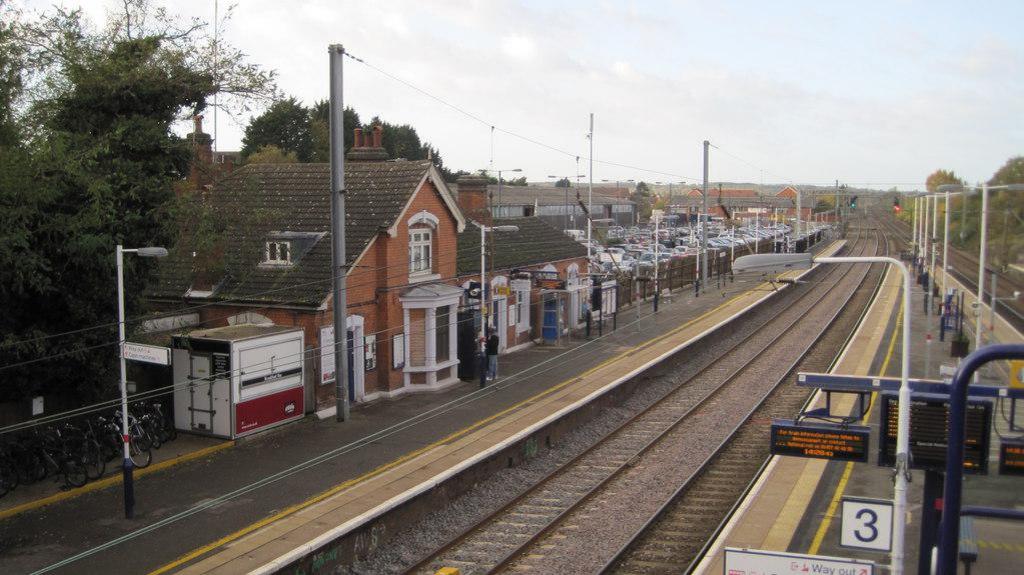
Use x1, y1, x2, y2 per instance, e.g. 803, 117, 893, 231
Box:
486, 329, 500, 381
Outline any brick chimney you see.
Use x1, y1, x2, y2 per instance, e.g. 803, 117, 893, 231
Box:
185, 115, 213, 192
456, 173, 492, 225
346, 124, 388, 162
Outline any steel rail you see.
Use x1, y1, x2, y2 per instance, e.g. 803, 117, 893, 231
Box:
403, 232, 866, 575
405, 230, 867, 575
601, 226, 887, 574
497, 230, 880, 575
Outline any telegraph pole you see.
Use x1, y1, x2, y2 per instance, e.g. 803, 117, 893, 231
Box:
702, 140, 710, 290
587, 113, 594, 261
329, 45, 349, 422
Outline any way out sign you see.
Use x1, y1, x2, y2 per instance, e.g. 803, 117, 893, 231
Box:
840, 497, 893, 552
724, 547, 874, 575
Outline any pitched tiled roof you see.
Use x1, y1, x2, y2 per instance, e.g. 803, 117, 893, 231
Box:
456, 217, 587, 276
149, 160, 432, 307
475, 185, 635, 206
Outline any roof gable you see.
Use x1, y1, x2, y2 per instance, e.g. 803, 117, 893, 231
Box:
150, 160, 436, 306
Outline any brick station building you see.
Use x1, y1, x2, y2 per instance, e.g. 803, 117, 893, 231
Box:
148, 126, 589, 415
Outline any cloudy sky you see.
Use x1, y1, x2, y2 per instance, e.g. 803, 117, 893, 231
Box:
30, 0, 1024, 190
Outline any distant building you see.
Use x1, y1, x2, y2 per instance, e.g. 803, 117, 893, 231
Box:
480, 185, 636, 229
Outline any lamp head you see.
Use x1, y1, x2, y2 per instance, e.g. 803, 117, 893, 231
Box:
136, 247, 169, 258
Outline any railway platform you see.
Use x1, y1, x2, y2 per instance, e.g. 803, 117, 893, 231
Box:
1, 241, 843, 575
696, 251, 1024, 574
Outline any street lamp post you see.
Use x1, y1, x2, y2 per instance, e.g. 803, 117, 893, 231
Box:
733, 253, 912, 575
478, 224, 519, 388
116, 244, 168, 519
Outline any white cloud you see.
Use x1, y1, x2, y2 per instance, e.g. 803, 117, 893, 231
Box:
501, 34, 537, 61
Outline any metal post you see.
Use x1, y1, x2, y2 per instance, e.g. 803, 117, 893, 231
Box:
701, 140, 709, 291
795, 187, 802, 240
989, 272, 997, 346
976, 183, 988, 352
930, 194, 938, 316
564, 183, 569, 231
937, 344, 1024, 575
588, 113, 594, 261
918, 470, 944, 575
912, 196, 918, 261
815, 256, 912, 575
943, 191, 951, 285
653, 212, 660, 312
480, 224, 488, 388
115, 245, 135, 519
329, 45, 349, 422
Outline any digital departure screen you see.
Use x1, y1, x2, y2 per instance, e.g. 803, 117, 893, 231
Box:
999, 438, 1024, 476
879, 394, 991, 474
770, 420, 870, 462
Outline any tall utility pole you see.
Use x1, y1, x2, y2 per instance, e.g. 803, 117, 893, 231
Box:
329, 45, 349, 422
795, 187, 802, 241
912, 195, 918, 256
587, 113, 594, 261
702, 140, 710, 290
930, 193, 939, 315
976, 183, 989, 350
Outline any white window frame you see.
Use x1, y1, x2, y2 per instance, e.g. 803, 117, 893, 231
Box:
409, 228, 433, 276
264, 240, 291, 265
513, 282, 532, 334
392, 333, 405, 369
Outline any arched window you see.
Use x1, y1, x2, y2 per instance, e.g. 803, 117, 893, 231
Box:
408, 211, 439, 277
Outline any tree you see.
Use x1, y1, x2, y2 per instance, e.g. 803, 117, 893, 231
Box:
925, 169, 963, 193
988, 156, 1024, 187
246, 144, 298, 164
241, 97, 312, 161
987, 157, 1024, 269
554, 178, 571, 188
307, 100, 360, 162
0, 2, 274, 403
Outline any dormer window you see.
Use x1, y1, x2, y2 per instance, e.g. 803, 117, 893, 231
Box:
409, 229, 432, 275
265, 240, 291, 265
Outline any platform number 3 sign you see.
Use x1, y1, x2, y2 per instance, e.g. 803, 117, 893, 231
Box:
840, 497, 893, 552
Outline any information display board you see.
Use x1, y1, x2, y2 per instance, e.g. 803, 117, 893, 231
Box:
999, 437, 1024, 476
770, 419, 870, 462
879, 393, 992, 473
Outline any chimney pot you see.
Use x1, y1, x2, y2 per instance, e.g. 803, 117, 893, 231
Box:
456, 174, 492, 225
354, 127, 363, 148
372, 125, 383, 148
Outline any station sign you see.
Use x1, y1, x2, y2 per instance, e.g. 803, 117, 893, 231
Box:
770, 420, 870, 463
840, 497, 893, 552
878, 394, 992, 474
999, 437, 1024, 476
122, 342, 171, 366
724, 547, 875, 575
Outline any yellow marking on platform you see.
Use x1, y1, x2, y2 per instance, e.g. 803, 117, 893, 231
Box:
807, 301, 902, 555
0, 440, 235, 522
149, 282, 772, 575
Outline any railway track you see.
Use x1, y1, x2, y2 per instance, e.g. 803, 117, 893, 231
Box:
601, 228, 889, 575
404, 227, 883, 575
878, 208, 1024, 333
